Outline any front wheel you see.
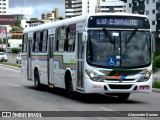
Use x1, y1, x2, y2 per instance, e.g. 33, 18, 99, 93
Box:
117, 93, 130, 101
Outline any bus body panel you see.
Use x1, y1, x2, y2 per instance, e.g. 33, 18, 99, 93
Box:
22, 13, 152, 97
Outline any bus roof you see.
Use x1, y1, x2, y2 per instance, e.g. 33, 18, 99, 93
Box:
23, 13, 149, 34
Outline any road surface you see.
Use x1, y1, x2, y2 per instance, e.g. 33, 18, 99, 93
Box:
0, 66, 159, 120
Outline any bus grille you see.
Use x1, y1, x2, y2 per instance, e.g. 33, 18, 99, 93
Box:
109, 85, 132, 89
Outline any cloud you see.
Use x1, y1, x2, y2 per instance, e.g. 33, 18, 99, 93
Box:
9, 0, 65, 19
9, 7, 34, 18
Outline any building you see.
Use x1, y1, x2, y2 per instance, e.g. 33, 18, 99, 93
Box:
65, 0, 128, 18
21, 20, 44, 29
65, 0, 82, 18
0, 0, 9, 15
127, 0, 160, 37
41, 8, 59, 20
97, 0, 128, 13
12, 14, 25, 20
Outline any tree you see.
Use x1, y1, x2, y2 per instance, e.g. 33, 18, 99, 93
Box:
57, 16, 64, 20
30, 18, 39, 21
15, 19, 21, 28
0, 39, 2, 44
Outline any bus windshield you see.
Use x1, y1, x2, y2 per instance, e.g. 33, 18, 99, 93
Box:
87, 30, 151, 68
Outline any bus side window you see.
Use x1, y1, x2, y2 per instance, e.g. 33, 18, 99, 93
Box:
42, 30, 48, 53
57, 26, 66, 52
66, 24, 76, 52
32, 33, 36, 53
39, 31, 43, 52
35, 31, 41, 53
22, 34, 28, 53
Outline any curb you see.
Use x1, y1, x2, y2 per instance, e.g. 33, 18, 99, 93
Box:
0, 64, 21, 70
152, 88, 160, 93
0, 64, 160, 93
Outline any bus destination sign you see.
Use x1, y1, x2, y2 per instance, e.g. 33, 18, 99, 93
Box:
88, 16, 150, 29
96, 19, 138, 27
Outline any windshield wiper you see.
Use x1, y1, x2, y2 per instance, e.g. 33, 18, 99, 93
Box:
125, 28, 138, 44
102, 28, 114, 44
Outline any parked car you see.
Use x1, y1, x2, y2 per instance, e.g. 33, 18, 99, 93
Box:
0, 52, 7, 62
16, 54, 21, 64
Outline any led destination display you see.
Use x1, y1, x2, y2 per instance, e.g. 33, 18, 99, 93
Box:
96, 19, 138, 26
88, 16, 150, 29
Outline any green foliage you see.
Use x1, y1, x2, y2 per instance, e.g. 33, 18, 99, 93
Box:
57, 16, 64, 20
2, 39, 6, 44
0, 48, 4, 52
155, 38, 160, 56
30, 18, 39, 21
11, 47, 21, 53
152, 80, 160, 89
11, 35, 23, 39
153, 55, 160, 72
15, 19, 21, 28
0, 62, 21, 68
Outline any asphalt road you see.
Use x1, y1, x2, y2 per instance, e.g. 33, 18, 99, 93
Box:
0, 66, 160, 120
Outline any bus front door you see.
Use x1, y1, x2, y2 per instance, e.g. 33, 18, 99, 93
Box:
27, 38, 32, 80
48, 35, 55, 86
77, 33, 84, 89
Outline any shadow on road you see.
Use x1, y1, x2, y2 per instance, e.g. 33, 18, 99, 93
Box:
25, 85, 145, 104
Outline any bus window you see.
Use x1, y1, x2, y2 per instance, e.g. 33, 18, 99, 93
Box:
32, 33, 36, 53
35, 31, 41, 53
57, 26, 66, 52
22, 34, 28, 53
66, 24, 76, 52
39, 32, 43, 52
42, 30, 48, 53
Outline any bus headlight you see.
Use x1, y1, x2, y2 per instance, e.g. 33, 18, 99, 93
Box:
85, 70, 104, 82
137, 72, 151, 82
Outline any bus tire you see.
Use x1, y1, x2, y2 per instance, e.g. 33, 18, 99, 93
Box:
65, 73, 75, 98
117, 93, 130, 101
34, 69, 41, 90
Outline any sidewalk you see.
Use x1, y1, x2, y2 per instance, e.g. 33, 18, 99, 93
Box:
153, 70, 160, 78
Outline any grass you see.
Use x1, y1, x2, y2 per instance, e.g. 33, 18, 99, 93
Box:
0, 62, 21, 68
152, 80, 160, 89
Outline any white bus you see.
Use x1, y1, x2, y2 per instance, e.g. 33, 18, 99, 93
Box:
22, 13, 152, 100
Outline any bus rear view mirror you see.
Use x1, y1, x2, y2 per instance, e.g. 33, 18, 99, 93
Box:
82, 32, 87, 42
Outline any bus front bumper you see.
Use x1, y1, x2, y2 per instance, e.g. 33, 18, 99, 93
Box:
84, 78, 152, 94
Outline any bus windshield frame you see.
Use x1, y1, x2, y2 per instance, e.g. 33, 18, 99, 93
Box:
86, 29, 151, 68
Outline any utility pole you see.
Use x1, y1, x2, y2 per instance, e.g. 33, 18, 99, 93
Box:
4, 26, 8, 54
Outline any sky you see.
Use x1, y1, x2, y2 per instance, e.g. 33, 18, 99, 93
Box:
9, 0, 65, 19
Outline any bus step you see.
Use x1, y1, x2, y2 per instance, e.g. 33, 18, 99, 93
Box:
76, 87, 84, 93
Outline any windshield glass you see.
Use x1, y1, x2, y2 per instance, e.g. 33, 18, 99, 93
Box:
87, 30, 151, 68
0, 53, 5, 55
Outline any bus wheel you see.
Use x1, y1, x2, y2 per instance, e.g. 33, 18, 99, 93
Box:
117, 93, 130, 101
34, 70, 41, 90
66, 77, 75, 98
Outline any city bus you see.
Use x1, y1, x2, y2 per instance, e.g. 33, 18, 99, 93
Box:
21, 13, 152, 100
